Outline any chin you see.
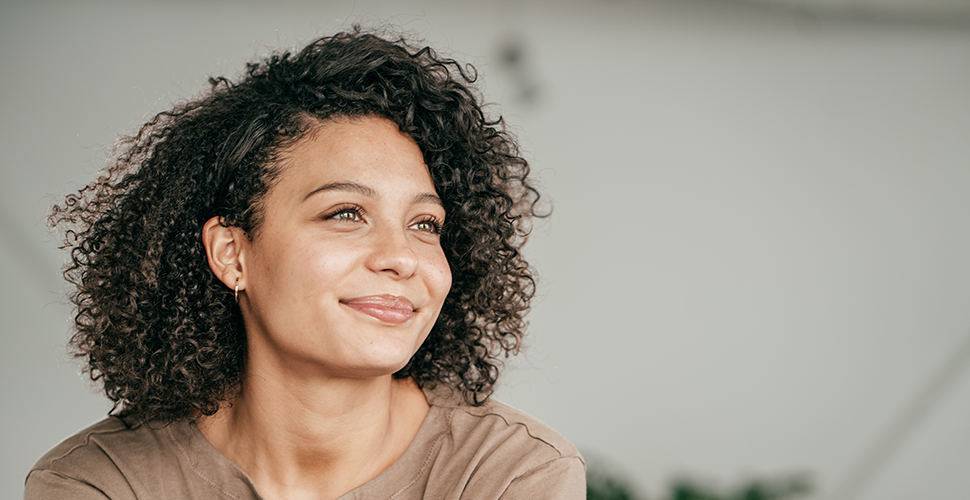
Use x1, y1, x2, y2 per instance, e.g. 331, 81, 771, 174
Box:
334, 350, 417, 379
334, 362, 410, 380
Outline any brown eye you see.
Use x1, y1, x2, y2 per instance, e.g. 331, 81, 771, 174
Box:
410, 219, 441, 234
325, 206, 363, 222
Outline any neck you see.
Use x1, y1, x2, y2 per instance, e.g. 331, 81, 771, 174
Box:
197, 371, 429, 500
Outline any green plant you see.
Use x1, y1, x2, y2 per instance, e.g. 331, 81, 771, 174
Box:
669, 474, 812, 500
585, 463, 812, 500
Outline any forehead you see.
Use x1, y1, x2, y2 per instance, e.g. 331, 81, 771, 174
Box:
271, 115, 436, 199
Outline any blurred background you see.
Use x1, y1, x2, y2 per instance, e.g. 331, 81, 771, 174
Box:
2, 0, 969, 499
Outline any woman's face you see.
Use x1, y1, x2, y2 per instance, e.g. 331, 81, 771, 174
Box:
237, 115, 451, 380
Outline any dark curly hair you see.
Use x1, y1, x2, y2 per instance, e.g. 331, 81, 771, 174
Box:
50, 28, 542, 423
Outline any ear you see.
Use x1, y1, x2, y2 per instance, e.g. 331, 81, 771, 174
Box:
202, 216, 249, 292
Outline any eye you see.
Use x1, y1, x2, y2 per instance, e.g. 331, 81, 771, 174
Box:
324, 205, 364, 222
410, 217, 442, 234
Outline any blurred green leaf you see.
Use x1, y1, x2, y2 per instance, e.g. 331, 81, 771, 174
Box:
585, 459, 812, 500
587, 470, 638, 500
670, 474, 812, 500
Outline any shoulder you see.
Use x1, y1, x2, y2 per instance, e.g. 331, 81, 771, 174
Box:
423, 387, 586, 499
26, 418, 147, 499
25, 417, 257, 500
440, 392, 581, 463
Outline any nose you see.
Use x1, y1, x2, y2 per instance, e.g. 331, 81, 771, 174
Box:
364, 226, 418, 279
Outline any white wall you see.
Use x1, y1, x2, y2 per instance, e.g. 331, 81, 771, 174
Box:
2, 1, 968, 499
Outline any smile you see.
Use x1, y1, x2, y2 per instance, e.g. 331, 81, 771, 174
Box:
340, 295, 415, 324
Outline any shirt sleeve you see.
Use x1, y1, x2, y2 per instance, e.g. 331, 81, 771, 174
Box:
499, 456, 586, 500
25, 470, 113, 500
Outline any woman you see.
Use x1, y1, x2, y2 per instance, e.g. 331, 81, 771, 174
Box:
26, 29, 584, 499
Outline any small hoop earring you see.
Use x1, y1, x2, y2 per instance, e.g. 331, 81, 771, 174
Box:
234, 277, 239, 303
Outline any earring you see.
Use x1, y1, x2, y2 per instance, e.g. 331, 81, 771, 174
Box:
234, 277, 239, 303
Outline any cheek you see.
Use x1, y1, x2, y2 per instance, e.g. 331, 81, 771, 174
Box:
303, 242, 362, 288
251, 236, 360, 298
427, 249, 452, 304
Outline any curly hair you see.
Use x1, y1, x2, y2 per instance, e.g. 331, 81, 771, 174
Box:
50, 28, 542, 423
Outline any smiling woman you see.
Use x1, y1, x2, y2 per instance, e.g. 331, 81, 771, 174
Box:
27, 28, 584, 500
207, 117, 453, 383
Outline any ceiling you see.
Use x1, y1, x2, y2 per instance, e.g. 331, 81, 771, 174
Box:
735, 0, 970, 23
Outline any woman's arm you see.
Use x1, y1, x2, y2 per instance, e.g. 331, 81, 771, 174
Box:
499, 456, 586, 500
25, 470, 118, 500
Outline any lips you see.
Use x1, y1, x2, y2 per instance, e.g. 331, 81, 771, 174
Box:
340, 295, 415, 324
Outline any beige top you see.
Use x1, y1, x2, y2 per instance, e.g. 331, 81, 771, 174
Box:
25, 387, 585, 499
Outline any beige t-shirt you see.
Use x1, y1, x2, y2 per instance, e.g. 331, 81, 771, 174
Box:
25, 387, 585, 499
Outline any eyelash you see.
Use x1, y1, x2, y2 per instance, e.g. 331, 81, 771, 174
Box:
412, 216, 443, 235
323, 205, 364, 222
322, 205, 443, 234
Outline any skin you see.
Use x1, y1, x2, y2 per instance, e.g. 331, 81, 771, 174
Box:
199, 115, 452, 500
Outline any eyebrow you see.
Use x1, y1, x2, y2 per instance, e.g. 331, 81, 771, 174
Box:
412, 192, 444, 207
303, 181, 443, 207
303, 182, 376, 201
